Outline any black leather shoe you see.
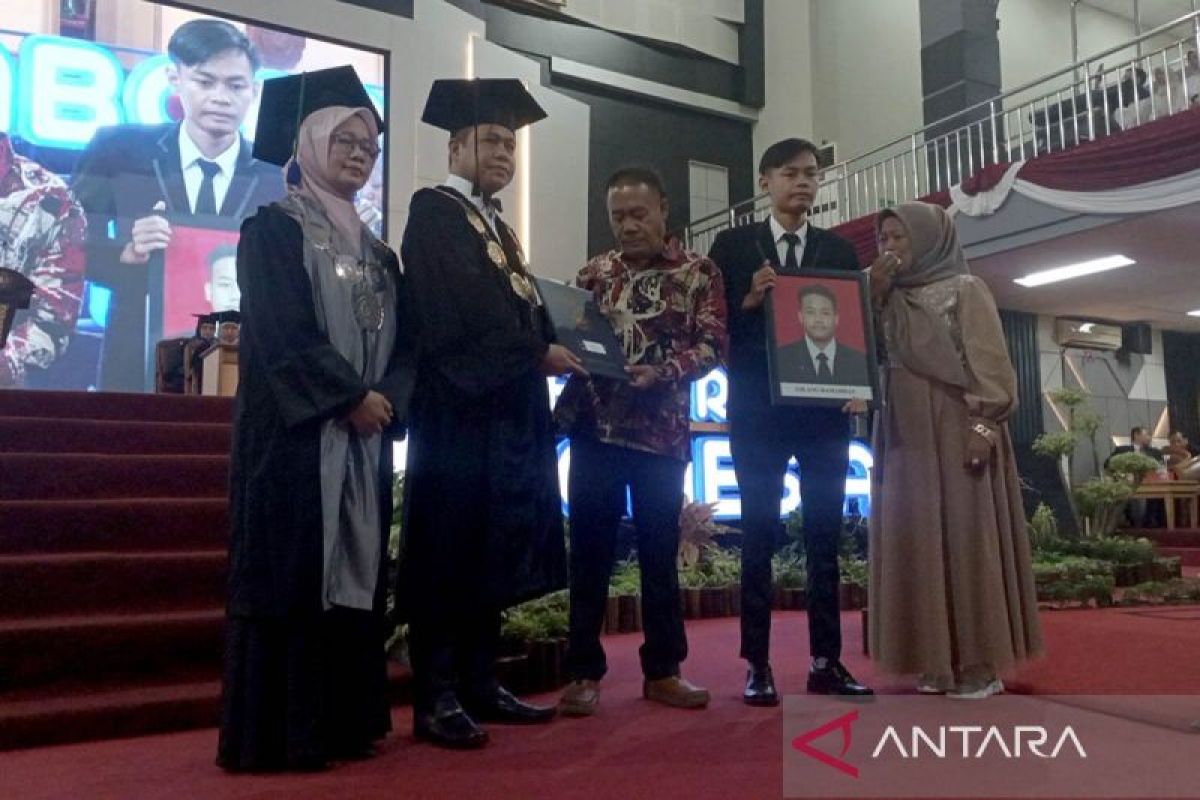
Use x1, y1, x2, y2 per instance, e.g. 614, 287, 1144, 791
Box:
463, 686, 556, 725
807, 660, 874, 697
414, 697, 489, 749
743, 663, 779, 707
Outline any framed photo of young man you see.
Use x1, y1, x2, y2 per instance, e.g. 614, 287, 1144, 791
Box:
764, 270, 878, 406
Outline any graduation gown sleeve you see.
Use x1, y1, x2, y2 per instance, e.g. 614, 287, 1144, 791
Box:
236, 207, 368, 428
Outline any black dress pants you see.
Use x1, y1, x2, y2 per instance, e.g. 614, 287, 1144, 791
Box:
730, 404, 850, 666
563, 437, 688, 682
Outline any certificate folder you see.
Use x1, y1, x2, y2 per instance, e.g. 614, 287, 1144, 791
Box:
534, 276, 629, 382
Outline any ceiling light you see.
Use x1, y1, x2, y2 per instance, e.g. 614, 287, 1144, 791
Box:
1188, 309, 1200, 317
1014, 255, 1135, 287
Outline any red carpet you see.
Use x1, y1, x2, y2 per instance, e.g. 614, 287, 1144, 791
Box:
0, 390, 236, 750
1, 608, 1198, 800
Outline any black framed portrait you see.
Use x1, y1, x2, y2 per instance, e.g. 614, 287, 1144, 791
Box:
764, 269, 879, 406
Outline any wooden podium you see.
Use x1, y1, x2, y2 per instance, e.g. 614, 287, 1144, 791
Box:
201, 343, 239, 397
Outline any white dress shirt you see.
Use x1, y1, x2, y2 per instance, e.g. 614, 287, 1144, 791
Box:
179, 127, 240, 214
444, 173, 499, 236
769, 215, 809, 268
806, 336, 839, 375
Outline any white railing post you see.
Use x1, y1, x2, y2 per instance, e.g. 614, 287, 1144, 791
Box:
989, 100, 999, 165
1084, 58, 1095, 141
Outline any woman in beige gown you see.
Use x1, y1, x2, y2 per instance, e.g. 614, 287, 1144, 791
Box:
867, 202, 1043, 699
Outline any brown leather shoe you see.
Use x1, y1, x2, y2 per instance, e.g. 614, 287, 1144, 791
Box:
559, 680, 600, 717
642, 676, 710, 709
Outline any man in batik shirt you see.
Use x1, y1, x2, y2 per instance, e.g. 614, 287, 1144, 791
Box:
0, 133, 86, 387
555, 166, 727, 717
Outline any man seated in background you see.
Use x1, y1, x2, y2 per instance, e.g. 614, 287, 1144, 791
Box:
1107, 426, 1165, 527
1163, 431, 1199, 474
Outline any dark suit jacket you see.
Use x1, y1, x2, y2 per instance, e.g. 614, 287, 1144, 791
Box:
71, 123, 284, 391
775, 338, 870, 386
1105, 444, 1165, 470
708, 220, 860, 417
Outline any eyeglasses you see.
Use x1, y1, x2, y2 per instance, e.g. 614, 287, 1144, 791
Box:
330, 134, 380, 158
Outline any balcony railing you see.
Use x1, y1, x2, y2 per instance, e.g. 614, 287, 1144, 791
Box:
684, 10, 1200, 255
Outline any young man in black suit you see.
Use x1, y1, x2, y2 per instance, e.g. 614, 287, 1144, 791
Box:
71, 19, 284, 391
708, 138, 873, 704
774, 284, 870, 386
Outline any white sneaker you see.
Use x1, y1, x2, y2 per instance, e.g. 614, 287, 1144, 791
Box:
946, 678, 1004, 700
916, 674, 953, 694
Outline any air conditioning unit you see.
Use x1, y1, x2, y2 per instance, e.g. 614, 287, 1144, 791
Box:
817, 141, 837, 168
1054, 318, 1122, 351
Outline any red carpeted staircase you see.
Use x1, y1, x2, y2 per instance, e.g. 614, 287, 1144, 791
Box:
1126, 527, 1200, 567
0, 390, 234, 751
0, 389, 409, 752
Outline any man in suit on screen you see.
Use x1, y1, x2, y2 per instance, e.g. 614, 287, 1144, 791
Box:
774, 283, 870, 387
71, 18, 283, 390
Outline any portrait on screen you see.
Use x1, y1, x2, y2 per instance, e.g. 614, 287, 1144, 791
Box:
765, 270, 878, 406
0, 1, 387, 391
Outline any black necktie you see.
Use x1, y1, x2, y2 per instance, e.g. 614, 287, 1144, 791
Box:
782, 232, 801, 271
195, 160, 220, 215
816, 352, 832, 380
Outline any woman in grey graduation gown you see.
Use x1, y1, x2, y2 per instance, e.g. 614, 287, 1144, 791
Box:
218, 93, 413, 771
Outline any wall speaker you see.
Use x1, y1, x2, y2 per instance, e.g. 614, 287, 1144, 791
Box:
1121, 323, 1153, 354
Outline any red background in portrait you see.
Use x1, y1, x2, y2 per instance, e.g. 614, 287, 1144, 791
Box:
162, 226, 241, 338
772, 275, 866, 349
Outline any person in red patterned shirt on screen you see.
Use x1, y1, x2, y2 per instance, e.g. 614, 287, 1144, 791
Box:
554, 166, 727, 717
0, 133, 86, 387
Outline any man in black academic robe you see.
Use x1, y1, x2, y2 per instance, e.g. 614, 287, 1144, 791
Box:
70, 19, 283, 391
398, 79, 583, 749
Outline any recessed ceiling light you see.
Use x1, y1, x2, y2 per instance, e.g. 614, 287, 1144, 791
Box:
1014, 255, 1135, 287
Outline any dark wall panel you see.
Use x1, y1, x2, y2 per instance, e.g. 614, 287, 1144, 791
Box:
552, 81, 754, 256
1163, 331, 1200, 443
338, 0, 415, 16
480, 2, 759, 106
999, 309, 1043, 447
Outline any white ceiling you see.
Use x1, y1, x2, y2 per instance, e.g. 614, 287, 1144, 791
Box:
971, 202, 1200, 331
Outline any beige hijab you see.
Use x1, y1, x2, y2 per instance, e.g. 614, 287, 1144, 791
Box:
288, 105, 378, 258
876, 202, 971, 388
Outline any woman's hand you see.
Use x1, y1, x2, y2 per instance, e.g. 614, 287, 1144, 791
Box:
867, 251, 901, 307
965, 420, 997, 471
348, 390, 393, 436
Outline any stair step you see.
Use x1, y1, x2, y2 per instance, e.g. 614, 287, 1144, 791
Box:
0, 609, 224, 690
0, 550, 226, 618
0, 498, 228, 554
0, 453, 228, 500
0, 417, 232, 455
1156, 546, 1200, 567
0, 389, 233, 424
0, 662, 413, 751
1129, 528, 1200, 548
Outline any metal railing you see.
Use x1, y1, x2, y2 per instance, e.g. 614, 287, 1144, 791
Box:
685, 10, 1200, 255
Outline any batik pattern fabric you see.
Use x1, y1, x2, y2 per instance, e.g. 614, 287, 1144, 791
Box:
554, 237, 727, 462
0, 135, 86, 386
